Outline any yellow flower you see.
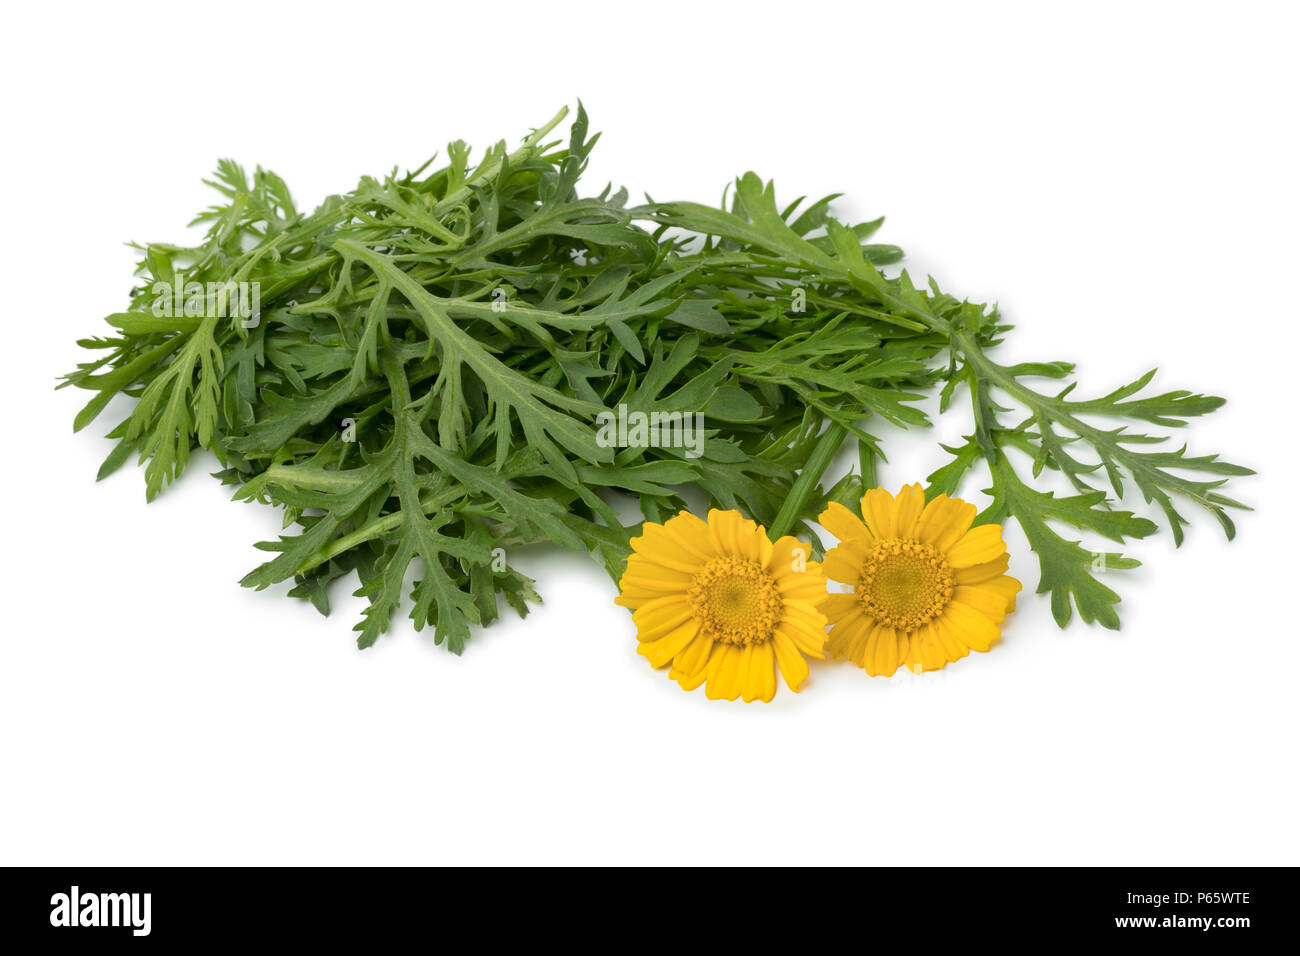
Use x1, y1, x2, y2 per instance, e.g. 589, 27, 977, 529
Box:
615, 509, 828, 702
818, 484, 1021, 676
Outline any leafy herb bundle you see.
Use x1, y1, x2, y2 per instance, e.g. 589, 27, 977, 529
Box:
62, 105, 1250, 651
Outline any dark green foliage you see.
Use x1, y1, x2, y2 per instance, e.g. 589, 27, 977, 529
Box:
62, 105, 1250, 649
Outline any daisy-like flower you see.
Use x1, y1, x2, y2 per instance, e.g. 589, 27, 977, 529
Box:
818, 484, 1021, 676
615, 509, 828, 702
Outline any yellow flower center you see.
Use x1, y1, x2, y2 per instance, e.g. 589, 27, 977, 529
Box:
689, 556, 783, 645
856, 538, 954, 632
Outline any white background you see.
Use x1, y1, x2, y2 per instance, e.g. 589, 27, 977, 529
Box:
2, 0, 1296, 865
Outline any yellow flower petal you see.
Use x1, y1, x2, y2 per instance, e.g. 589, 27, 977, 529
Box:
931, 616, 971, 662
743, 642, 777, 703
820, 592, 860, 624
946, 524, 1008, 568
825, 608, 870, 662
903, 623, 947, 673
671, 661, 710, 691
822, 546, 863, 585
706, 508, 748, 559
706, 644, 745, 701
938, 600, 1001, 652
981, 574, 1022, 613
766, 535, 813, 576
952, 585, 1008, 624
818, 500, 872, 544
773, 632, 811, 692
864, 624, 903, 677
954, 552, 1011, 585
917, 494, 977, 550
778, 572, 832, 602
624, 552, 695, 581
778, 621, 826, 659
781, 599, 828, 633
631, 596, 694, 640
892, 482, 926, 538
860, 487, 898, 539
617, 571, 692, 594
658, 510, 714, 561
637, 618, 701, 668
673, 632, 714, 679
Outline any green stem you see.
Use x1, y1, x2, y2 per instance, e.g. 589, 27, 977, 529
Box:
859, 441, 878, 489
768, 421, 847, 540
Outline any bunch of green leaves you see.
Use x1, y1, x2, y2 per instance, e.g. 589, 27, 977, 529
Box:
62, 104, 1249, 650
